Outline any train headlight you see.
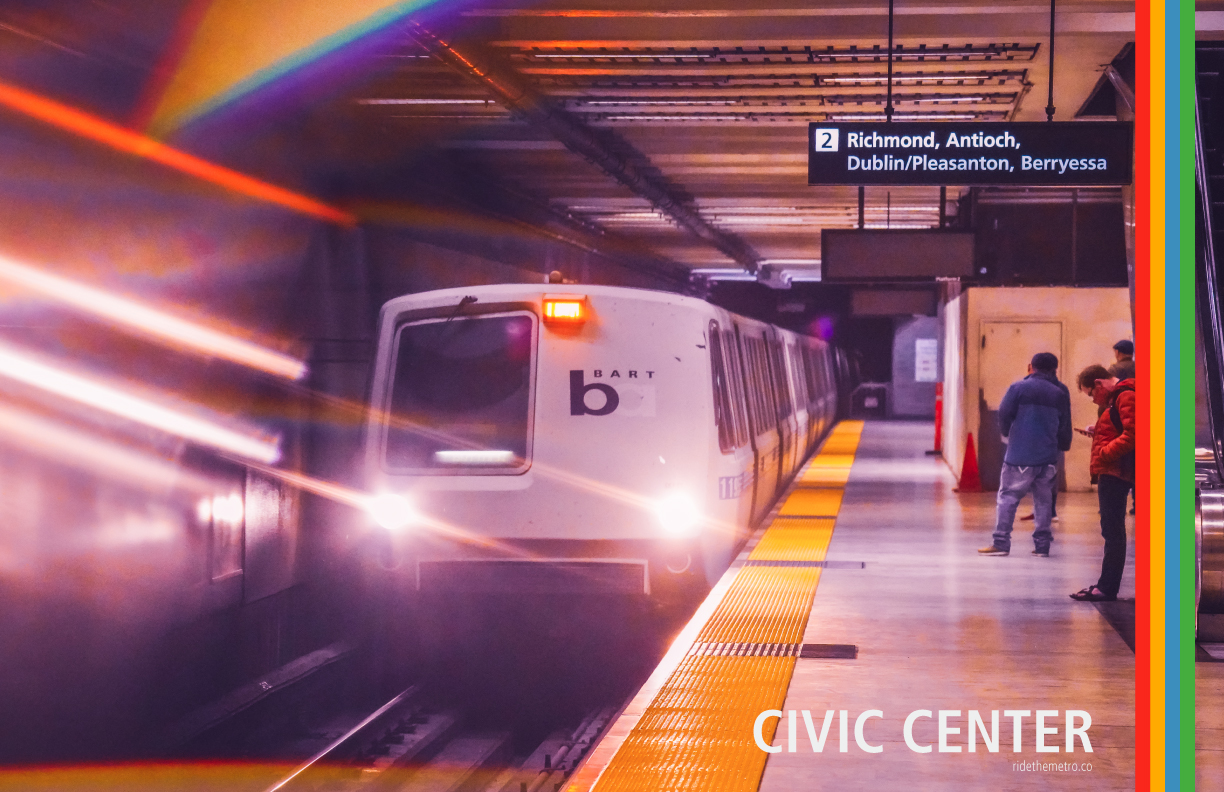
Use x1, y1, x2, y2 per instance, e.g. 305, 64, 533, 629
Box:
656, 493, 701, 536
368, 493, 417, 531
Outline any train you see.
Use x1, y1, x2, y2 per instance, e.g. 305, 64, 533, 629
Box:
362, 283, 851, 597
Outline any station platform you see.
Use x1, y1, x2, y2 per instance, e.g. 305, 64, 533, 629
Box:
570, 420, 1135, 791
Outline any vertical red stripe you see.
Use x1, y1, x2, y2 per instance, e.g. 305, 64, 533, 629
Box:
1133, 0, 1151, 788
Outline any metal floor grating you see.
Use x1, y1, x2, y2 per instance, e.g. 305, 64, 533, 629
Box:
582, 420, 864, 792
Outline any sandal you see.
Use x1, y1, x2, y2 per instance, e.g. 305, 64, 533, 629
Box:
1069, 585, 1116, 602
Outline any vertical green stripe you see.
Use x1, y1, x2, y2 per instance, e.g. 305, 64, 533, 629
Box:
1178, 2, 1197, 784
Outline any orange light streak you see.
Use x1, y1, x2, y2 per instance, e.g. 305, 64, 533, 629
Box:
0, 79, 356, 226
244, 460, 537, 558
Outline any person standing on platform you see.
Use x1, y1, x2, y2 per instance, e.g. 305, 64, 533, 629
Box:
1106, 340, 1136, 515
1109, 339, 1135, 380
1020, 364, 1070, 524
978, 352, 1072, 557
1070, 364, 1136, 602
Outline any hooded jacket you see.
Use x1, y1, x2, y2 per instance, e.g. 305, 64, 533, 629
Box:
1090, 378, 1136, 482
998, 369, 1073, 467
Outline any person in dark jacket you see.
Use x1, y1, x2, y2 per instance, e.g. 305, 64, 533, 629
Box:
978, 352, 1072, 556
1070, 364, 1136, 602
1020, 371, 1070, 523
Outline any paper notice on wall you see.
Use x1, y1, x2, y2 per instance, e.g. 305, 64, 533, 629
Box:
915, 338, 938, 382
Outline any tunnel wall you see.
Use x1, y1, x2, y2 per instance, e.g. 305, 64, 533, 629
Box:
0, 116, 679, 760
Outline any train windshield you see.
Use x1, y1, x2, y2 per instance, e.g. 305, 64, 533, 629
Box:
384, 312, 535, 473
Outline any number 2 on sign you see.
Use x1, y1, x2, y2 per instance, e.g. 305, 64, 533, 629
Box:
813, 128, 839, 152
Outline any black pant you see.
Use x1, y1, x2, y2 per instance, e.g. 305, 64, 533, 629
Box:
1096, 474, 1131, 597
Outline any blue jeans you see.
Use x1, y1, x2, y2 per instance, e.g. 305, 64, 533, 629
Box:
992, 463, 1057, 552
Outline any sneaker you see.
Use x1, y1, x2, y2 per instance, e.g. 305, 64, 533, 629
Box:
1020, 513, 1035, 521
977, 545, 1009, 556
1032, 549, 1049, 557
1051, 515, 1060, 522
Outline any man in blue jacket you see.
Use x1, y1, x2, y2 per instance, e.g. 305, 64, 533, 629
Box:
978, 352, 1073, 556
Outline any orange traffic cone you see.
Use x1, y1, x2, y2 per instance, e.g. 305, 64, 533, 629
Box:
955, 432, 983, 492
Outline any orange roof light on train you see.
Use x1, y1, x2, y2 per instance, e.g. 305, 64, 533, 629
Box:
543, 294, 587, 324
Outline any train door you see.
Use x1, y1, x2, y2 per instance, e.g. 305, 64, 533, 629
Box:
733, 323, 781, 525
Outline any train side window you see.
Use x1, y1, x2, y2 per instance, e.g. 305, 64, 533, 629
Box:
724, 330, 749, 447
738, 335, 758, 437
800, 346, 814, 406
805, 346, 821, 406
766, 338, 791, 420
742, 336, 767, 437
790, 345, 808, 409
708, 322, 735, 453
758, 338, 780, 425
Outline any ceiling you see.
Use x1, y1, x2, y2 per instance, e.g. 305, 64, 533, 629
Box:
0, 1, 1215, 288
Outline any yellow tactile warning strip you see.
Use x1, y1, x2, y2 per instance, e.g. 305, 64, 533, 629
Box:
796, 452, 855, 486
694, 565, 825, 645
747, 518, 836, 562
777, 487, 844, 516
571, 421, 865, 792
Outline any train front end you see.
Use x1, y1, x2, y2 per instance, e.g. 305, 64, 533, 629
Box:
364, 284, 744, 598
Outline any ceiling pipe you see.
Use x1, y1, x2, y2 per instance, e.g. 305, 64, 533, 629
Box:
406, 21, 762, 273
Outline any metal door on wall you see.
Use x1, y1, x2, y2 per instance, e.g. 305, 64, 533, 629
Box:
978, 321, 1063, 490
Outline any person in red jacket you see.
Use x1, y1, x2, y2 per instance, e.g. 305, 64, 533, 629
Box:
1070, 364, 1136, 602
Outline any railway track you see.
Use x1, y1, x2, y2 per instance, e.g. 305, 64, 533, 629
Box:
257, 685, 617, 792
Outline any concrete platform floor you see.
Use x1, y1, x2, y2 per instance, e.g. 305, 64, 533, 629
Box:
760, 421, 1135, 790
1200, 660, 1224, 789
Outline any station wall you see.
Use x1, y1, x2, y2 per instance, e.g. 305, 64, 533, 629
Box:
891, 315, 941, 418
940, 286, 1132, 492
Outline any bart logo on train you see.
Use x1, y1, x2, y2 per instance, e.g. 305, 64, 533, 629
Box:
569, 370, 656, 417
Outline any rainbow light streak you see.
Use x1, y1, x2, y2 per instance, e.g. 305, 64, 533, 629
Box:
148, 0, 443, 134
0, 79, 355, 226
0, 341, 279, 464
0, 253, 307, 380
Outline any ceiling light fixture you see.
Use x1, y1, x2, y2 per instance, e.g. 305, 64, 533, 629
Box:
828, 112, 979, 121
357, 98, 492, 104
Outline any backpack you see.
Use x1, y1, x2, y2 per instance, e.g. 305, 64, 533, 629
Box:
1107, 382, 1136, 480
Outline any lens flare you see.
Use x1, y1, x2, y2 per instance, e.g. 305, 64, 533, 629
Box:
655, 493, 701, 536
367, 493, 416, 531
0, 253, 307, 380
0, 341, 279, 464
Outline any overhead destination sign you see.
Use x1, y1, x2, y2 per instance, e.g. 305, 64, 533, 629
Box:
808, 122, 1132, 186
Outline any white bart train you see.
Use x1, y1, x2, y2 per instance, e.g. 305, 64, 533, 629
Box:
363, 284, 847, 596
